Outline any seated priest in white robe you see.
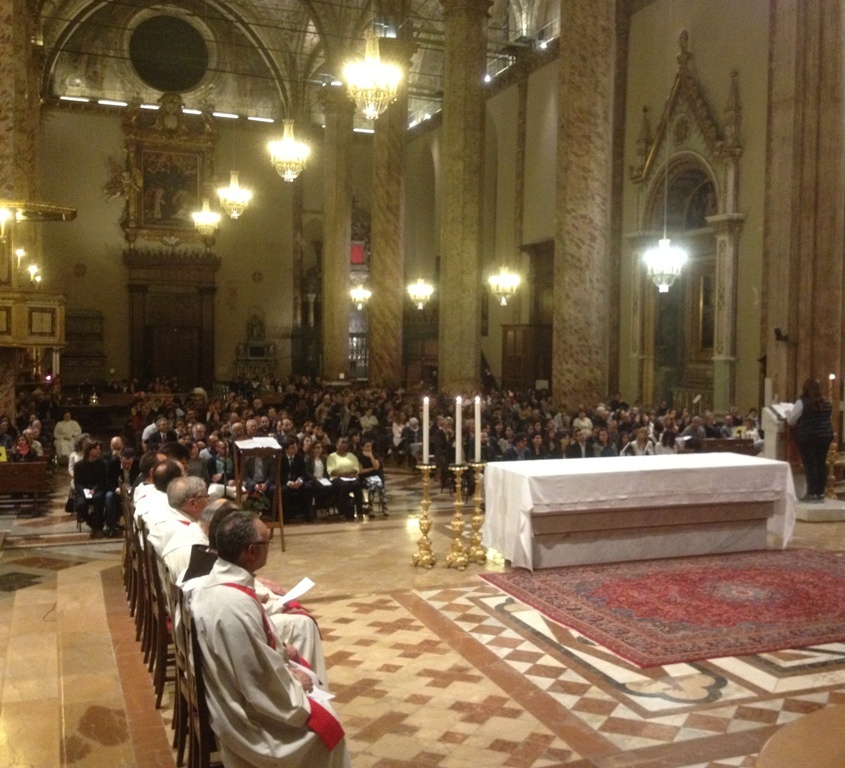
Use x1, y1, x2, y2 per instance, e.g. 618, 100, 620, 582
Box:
190, 511, 350, 768
170, 499, 328, 686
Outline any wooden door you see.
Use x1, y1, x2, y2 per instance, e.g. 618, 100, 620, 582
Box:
152, 326, 199, 388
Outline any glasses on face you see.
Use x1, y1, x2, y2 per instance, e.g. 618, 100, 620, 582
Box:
250, 540, 271, 548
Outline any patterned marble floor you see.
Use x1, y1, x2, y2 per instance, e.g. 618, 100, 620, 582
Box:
1, 466, 844, 767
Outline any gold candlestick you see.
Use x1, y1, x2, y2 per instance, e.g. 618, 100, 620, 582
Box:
467, 461, 487, 564
445, 464, 469, 570
412, 463, 437, 568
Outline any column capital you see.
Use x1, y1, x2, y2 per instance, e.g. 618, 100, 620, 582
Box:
705, 212, 746, 235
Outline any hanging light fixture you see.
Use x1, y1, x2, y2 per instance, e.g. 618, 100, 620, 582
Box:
407, 278, 434, 310
192, 198, 220, 236
343, 28, 402, 120
269, 120, 310, 182
488, 267, 521, 306
642, 28, 687, 292
350, 284, 372, 310
217, 170, 252, 219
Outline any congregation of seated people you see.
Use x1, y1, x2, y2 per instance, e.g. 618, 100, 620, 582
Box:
9, 374, 766, 537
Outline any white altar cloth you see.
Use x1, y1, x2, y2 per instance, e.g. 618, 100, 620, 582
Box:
482, 454, 796, 571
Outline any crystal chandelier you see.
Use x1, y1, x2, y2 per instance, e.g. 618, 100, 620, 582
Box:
407, 278, 434, 310
191, 198, 220, 236
269, 120, 310, 182
643, 117, 687, 292
343, 29, 402, 120
217, 171, 252, 219
350, 284, 372, 310
643, 237, 687, 293
488, 267, 521, 306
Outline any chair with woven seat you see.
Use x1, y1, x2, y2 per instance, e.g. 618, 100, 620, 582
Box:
181, 590, 222, 768
139, 522, 176, 707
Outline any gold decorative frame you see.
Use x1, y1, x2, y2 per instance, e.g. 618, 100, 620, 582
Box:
121, 93, 217, 246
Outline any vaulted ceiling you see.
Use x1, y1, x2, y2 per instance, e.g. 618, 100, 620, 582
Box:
36, 0, 559, 126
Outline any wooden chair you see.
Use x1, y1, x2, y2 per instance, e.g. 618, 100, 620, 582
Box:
142, 534, 176, 708
164, 570, 189, 766
182, 593, 222, 768
121, 488, 139, 614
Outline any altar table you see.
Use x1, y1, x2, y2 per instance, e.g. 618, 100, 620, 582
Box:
482, 454, 796, 570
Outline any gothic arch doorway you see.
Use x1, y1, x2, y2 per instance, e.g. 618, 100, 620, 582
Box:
644, 159, 718, 412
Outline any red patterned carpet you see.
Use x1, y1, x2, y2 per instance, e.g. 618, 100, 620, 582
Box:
481, 550, 845, 667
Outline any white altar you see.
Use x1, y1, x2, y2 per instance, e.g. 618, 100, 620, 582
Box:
482, 454, 796, 571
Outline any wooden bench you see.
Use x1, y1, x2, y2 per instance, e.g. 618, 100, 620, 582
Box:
0, 460, 52, 514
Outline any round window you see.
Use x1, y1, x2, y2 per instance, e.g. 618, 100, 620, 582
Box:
129, 15, 209, 92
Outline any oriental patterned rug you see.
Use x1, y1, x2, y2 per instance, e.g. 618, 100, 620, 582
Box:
480, 550, 845, 667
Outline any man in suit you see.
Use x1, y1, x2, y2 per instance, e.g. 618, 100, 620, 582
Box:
146, 416, 177, 452
565, 428, 591, 459
279, 437, 311, 522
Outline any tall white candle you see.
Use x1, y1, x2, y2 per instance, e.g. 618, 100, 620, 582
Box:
474, 395, 481, 462
455, 396, 462, 465
422, 397, 430, 464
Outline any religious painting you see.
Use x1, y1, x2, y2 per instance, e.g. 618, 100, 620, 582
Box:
140, 149, 201, 230
120, 94, 217, 245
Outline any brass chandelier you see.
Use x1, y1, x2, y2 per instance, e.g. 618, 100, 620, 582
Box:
268, 120, 311, 182
217, 171, 252, 219
343, 29, 402, 120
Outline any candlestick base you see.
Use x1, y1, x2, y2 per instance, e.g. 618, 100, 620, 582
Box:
467, 461, 487, 564
412, 464, 437, 568
445, 464, 469, 570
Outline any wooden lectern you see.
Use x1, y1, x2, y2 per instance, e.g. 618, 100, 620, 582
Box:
233, 438, 285, 551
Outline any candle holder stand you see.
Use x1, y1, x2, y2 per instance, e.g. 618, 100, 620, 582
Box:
412, 463, 437, 568
467, 461, 487, 564
825, 433, 838, 500
445, 464, 469, 570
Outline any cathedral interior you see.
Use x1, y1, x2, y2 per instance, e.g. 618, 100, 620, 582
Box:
1, 1, 845, 766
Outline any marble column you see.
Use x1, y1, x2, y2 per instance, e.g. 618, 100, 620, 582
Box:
368, 39, 414, 389
321, 91, 356, 380
0, 0, 37, 200
624, 233, 653, 402
707, 213, 745, 413
0, 348, 21, 419
552, 0, 616, 408
765, 0, 845, 402
438, 0, 492, 393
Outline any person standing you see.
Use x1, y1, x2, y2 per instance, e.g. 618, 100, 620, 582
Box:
787, 378, 834, 502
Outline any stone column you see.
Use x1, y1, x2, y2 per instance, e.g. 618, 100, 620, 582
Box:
321, 91, 356, 380
707, 214, 745, 413
0, 0, 37, 200
624, 232, 653, 401
368, 39, 414, 389
552, 0, 617, 408
765, 0, 845, 403
438, 0, 492, 393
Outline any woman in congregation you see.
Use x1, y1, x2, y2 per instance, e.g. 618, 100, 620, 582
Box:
655, 429, 679, 455
9, 434, 36, 462
356, 438, 388, 516
620, 426, 655, 456
592, 428, 617, 457
787, 377, 834, 502
528, 432, 549, 460
304, 441, 334, 514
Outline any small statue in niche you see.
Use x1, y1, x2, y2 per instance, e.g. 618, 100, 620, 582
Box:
247, 314, 265, 341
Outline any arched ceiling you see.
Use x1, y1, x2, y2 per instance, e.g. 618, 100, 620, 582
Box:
37, 0, 560, 125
